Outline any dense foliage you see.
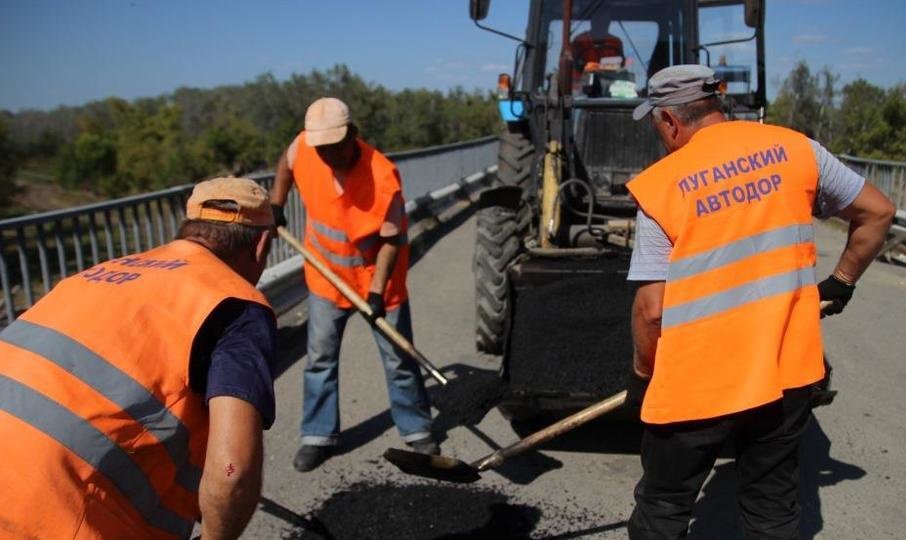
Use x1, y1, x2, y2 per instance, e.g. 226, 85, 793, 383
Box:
0, 116, 19, 213
768, 61, 906, 160
3, 65, 500, 202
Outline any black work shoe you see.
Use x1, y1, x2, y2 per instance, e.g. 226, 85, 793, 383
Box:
407, 437, 440, 456
293, 445, 333, 472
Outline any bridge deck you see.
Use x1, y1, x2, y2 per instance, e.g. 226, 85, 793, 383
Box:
242, 216, 906, 539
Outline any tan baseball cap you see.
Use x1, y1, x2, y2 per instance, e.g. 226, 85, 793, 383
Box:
186, 177, 274, 227
305, 97, 350, 146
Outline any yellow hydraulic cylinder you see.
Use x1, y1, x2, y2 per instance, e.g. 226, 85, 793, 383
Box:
540, 140, 562, 248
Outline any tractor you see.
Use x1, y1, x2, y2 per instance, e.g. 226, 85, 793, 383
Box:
469, 0, 767, 418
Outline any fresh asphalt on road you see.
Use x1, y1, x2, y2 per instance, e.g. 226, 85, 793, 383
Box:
242, 215, 906, 539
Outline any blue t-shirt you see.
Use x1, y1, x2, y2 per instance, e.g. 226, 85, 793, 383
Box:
189, 299, 277, 429
628, 139, 865, 281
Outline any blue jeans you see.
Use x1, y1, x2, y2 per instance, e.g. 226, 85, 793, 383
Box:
301, 294, 433, 446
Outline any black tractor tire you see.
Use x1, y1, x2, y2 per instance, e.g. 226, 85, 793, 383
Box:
473, 127, 535, 355
474, 204, 529, 354
497, 127, 533, 190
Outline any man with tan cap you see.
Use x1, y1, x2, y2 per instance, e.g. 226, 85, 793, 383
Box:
625, 65, 894, 539
270, 97, 437, 472
0, 177, 278, 539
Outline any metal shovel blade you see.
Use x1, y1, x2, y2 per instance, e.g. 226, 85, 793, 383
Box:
382, 448, 481, 484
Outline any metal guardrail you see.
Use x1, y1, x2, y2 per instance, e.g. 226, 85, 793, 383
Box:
0, 136, 499, 324
839, 154, 906, 210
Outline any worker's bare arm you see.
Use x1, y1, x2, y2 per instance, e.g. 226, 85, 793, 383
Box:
369, 237, 400, 294
833, 182, 896, 283
199, 396, 264, 540
631, 281, 665, 378
270, 149, 294, 207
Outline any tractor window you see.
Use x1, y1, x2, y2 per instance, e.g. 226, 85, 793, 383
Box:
698, 3, 759, 98
539, 0, 686, 96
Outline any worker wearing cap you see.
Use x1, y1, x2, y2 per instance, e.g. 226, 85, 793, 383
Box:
0, 177, 278, 539
270, 97, 437, 473
625, 65, 895, 539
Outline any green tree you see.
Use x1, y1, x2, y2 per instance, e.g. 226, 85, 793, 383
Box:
0, 117, 20, 215
768, 60, 838, 144
835, 79, 890, 158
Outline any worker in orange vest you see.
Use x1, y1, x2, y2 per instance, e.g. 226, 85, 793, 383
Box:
270, 97, 437, 473
625, 65, 896, 539
570, 9, 625, 88
0, 177, 278, 539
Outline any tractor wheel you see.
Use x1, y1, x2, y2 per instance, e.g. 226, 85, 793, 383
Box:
497, 127, 533, 190
474, 204, 528, 354
473, 127, 534, 355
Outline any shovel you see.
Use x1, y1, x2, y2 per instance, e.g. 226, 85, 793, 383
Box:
277, 226, 448, 385
384, 390, 628, 483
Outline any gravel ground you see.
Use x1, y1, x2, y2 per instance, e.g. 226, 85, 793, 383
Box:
242, 217, 906, 539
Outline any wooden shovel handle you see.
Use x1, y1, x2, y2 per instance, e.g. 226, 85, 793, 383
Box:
277, 227, 448, 385
473, 390, 628, 471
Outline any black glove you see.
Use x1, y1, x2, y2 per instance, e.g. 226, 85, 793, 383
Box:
366, 292, 386, 321
817, 274, 855, 317
627, 371, 650, 408
271, 204, 287, 228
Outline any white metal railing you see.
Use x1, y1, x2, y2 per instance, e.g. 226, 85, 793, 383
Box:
0, 136, 499, 324
838, 154, 906, 211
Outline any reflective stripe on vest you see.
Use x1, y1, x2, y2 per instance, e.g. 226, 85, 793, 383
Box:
663, 266, 816, 328
308, 221, 365, 267
662, 224, 817, 328
309, 218, 385, 258
0, 375, 195, 538
0, 319, 202, 492
667, 223, 815, 281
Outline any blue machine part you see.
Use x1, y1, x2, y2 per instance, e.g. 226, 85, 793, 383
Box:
498, 99, 525, 122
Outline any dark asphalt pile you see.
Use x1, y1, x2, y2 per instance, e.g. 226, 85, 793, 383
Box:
283, 481, 607, 539
433, 369, 509, 426
506, 255, 634, 398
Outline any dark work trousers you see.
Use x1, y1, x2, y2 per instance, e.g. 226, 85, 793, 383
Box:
628, 385, 813, 540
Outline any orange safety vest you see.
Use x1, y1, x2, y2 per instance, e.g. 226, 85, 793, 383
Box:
0, 239, 272, 539
627, 121, 825, 424
292, 133, 409, 309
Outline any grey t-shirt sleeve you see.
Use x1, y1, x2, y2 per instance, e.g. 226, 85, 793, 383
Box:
628, 208, 671, 281
810, 139, 865, 219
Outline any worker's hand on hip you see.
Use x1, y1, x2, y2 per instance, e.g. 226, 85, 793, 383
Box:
271, 204, 287, 228
818, 274, 855, 318
366, 292, 386, 321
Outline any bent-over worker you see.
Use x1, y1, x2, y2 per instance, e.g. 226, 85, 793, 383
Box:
625, 64, 896, 539
269, 97, 437, 473
0, 177, 279, 539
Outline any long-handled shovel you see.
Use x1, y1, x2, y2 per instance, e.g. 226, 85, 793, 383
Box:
277, 226, 449, 386
384, 390, 627, 483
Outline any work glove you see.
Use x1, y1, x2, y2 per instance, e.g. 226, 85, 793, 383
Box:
271, 204, 287, 228
817, 274, 855, 318
627, 371, 650, 408
366, 292, 386, 321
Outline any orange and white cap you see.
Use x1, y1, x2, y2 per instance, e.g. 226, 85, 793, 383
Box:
305, 97, 350, 147
186, 177, 274, 227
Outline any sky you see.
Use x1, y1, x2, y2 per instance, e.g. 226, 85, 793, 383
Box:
1, 0, 905, 112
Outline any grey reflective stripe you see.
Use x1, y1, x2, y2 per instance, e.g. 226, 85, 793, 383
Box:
668, 224, 815, 281
0, 319, 202, 493
662, 267, 817, 329
308, 228, 365, 267
0, 375, 195, 538
310, 219, 349, 242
